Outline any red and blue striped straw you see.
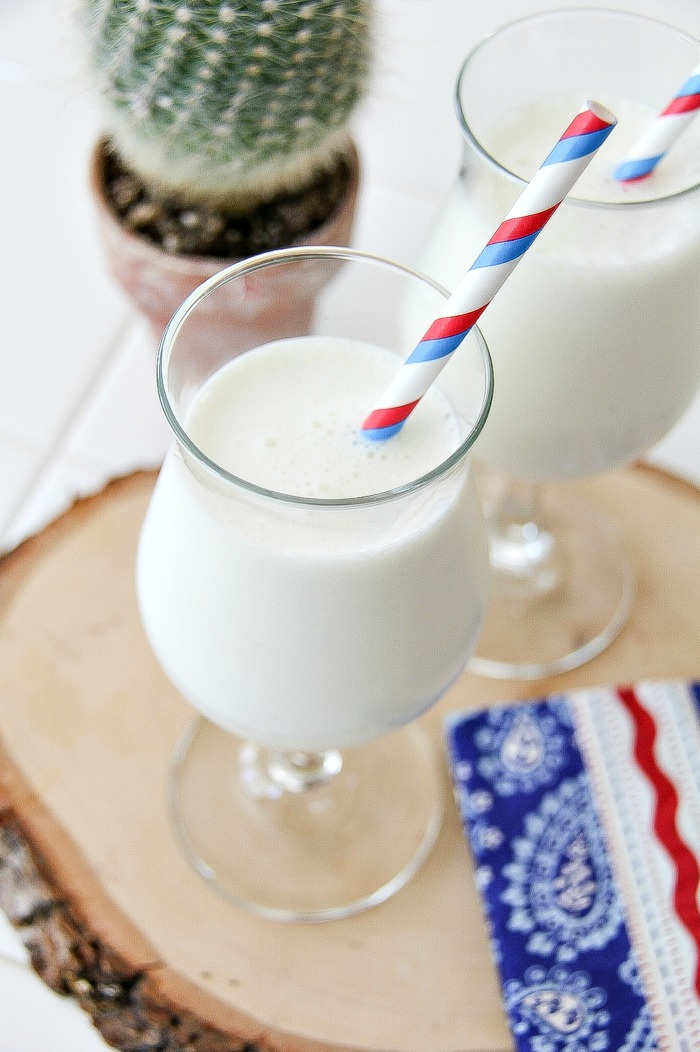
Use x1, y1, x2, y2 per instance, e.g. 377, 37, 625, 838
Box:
614, 63, 700, 182
362, 101, 617, 440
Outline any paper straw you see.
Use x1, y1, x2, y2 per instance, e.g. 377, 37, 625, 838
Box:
614, 63, 700, 182
361, 101, 617, 440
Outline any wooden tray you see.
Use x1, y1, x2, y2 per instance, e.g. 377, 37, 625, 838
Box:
1, 465, 698, 1052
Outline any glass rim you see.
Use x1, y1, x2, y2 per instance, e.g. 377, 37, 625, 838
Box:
156, 246, 494, 508
455, 5, 700, 210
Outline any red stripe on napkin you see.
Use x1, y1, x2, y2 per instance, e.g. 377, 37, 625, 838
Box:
617, 685, 700, 997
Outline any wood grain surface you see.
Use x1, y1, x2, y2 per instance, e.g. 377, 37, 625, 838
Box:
0, 466, 698, 1052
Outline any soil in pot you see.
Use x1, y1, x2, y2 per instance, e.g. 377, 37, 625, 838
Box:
102, 142, 356, 259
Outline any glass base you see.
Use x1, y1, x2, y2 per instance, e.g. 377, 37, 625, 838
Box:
169, 718, 444, 922
470, 483, 635, 679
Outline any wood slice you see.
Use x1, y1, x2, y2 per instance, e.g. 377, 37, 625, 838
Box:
0, 466, 698, 1052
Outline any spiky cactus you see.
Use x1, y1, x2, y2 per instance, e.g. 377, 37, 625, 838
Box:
80, 0, 372, 211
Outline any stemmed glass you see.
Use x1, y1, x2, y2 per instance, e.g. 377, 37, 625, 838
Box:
417, 8, 700, 678
136, 248, 493, 920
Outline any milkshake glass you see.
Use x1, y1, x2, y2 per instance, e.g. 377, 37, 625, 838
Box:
417, 9, 700, 678
136, 247, 493, 920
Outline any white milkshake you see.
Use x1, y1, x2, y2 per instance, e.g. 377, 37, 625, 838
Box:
419, 95, 700, 480
136, 336, 489, 752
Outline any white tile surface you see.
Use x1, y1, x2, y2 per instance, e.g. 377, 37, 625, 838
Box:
61, 321, 171, 473
1, 0, 699, 1046
0, 957, 109, 1052
0, 444, 44, 544
0, 79, 129, 449
0, 911, 27, 966
2, 455, 117, 554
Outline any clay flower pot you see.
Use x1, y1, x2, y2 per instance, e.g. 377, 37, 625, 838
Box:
89, 139, 361, 358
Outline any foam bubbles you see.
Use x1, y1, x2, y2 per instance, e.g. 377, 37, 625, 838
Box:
186, 337, 461, 499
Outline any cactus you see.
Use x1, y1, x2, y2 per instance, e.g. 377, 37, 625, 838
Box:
80, 0, 372, 211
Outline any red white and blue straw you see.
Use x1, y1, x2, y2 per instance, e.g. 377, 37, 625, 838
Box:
362, 101, 617, 440
614, 63, 700, 182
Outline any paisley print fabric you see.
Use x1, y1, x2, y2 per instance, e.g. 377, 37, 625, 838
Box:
446, 682, 700, 1051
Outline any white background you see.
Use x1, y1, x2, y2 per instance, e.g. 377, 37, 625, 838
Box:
1, 0, 699, 1046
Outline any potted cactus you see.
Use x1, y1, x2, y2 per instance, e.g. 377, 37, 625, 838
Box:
80, 0, 371, 347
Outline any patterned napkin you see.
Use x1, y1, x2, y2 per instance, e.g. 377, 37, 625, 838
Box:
445, 681, 700, 1052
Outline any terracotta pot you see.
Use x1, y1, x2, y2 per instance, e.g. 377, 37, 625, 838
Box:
89, 139, 361, 358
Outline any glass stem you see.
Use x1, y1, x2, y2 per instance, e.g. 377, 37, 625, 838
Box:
486, 478, 560, 599
267, 749, 343, 793
237, 743, 343, 799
